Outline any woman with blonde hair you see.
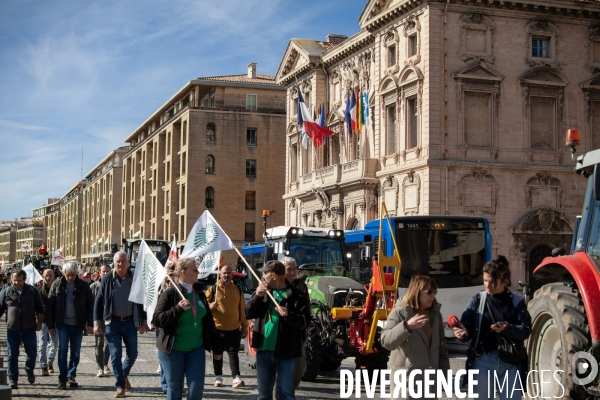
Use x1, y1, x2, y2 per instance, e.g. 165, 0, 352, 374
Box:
381, 275, 449, 399
152, 258, 215, 400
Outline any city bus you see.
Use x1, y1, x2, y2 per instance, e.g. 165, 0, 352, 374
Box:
345, 215, 492, 340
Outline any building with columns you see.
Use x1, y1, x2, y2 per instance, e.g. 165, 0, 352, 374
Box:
121, 63, 287, 259
276, 0, 600, 286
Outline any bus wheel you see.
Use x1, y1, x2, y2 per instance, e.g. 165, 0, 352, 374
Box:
527, 283, 590, 400
302, 325, 322, 381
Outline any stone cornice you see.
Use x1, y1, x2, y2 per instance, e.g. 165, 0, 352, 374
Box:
322, 31, 375, 67
363, 0, 600, 32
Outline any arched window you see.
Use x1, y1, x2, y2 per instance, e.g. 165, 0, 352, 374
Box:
205, 187, 214, 209
207, 123, 216, 142
206, 155, 215, 174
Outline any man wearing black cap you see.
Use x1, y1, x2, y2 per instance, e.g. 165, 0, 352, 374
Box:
245, 260, 310, 400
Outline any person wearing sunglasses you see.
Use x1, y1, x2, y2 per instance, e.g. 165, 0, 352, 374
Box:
152, 258, 215, 400
381, 275, 449, 398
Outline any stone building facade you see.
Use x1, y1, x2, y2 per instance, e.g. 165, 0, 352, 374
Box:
59, 181, 85, 260
16, 222, 45, 261
32, 198, 61, 254
80, 147, 128, 261
276, 0, 600, 285
0, 226, 17, 262
122, 63, 286, 261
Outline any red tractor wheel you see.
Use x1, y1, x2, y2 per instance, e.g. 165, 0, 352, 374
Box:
527, 283, 591, 400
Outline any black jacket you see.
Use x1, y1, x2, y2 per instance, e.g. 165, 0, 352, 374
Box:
461, 290, 531, 380
0, 284, 45, 331
245, 282, 310, 360
152, 283, 215, 354
47, 276, 94, 330
37, 283, 53, 317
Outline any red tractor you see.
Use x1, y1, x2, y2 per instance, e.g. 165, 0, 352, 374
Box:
528, 129, 600, 399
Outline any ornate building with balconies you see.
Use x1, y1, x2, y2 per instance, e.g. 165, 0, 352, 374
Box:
276, 0, 600, 285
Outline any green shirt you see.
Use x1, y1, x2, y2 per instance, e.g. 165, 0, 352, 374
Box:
258, 288, 288, 352
172, 291, 206, 351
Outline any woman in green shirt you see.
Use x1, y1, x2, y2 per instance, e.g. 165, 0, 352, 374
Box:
153, 258, 215, 400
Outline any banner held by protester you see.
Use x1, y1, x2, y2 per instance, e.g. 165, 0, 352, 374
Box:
128, 240, 167, 328
23, 263, 43, 285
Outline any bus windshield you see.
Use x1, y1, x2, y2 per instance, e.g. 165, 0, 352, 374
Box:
288, 237, 345, 277
395, 220, 486, 288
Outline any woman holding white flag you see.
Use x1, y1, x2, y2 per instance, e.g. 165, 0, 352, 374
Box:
152, 258, 215, 400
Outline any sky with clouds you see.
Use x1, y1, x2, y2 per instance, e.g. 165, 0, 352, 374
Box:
0, 0, 366, 221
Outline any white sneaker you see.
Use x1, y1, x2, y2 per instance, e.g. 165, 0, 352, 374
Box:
97, 369, 104, 377
104, 366, 111, 374
214, 376, 223, 387
232, 376, 245, 388
156, 365, 161, 374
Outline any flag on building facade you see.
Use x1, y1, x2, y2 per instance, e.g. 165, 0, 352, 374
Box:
23, 263, 43, 286
166, 234, 179, 268
197, 250, 221, 279
356, 87, 363, 133
363, 88, 370, 131
344, 93, 352, 136
181, 210, 234, 263
297, 88, 334, 148
318, 104, 326, 145
349, 90, 358, 134
128, 240, 167, 328
51, 247, 65, 268
21, 243, 31, 252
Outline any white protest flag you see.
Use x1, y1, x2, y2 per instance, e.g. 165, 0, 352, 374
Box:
197, 250, 221, 279
165, 234, 179, 268
128, 240, 167, 328
181, 211, 234, 263
23, 263, 43, 285
51, 247, 65, 268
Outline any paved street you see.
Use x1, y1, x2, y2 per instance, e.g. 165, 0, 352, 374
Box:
3, 322, 469, 399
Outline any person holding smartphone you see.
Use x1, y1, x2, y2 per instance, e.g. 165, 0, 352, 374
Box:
453, 256, 531, 400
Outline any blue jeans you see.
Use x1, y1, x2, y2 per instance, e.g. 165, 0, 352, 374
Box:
256, 350, 296, 400
6, 329, 37, 384
155, 330, 167, 390
57, 324, 83, 382
472, 351, 522, 400
37, 323, 58, 368
158, 345, 206, 400
105, 319, 138, 389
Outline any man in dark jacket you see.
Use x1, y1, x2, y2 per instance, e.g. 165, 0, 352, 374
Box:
90, 264, 111, 377
0, 269, 45, 389
37, 268, 58, 376
47, 261, 94, 390
245, 260, 310, 400
93, 251, 148, 398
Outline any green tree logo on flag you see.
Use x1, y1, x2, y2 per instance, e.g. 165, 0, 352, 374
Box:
193, 223, 218, 251
143, 254, 158, 309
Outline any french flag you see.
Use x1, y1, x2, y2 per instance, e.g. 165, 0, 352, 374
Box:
297, 88, 334, 146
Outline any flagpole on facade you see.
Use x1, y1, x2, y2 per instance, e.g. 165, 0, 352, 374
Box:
233, 247, 279, 307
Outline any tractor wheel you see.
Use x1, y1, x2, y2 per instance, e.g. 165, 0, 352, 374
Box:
527, 283, 591, 400
319, 357, 342, 372
302, 325, 322, 381
244, 324, 256, 369
355, 328, 390, 378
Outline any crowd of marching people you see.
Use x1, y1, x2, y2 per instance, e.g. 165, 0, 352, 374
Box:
0, 250, 531, 400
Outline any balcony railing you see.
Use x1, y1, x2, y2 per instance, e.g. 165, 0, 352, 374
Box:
294, 158, 378, 193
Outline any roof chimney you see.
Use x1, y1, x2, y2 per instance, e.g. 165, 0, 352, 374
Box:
326, 34, 348, 44
248, 62, 257, 79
